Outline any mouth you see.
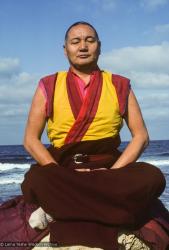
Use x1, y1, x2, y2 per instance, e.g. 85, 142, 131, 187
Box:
77, 55, 90, 58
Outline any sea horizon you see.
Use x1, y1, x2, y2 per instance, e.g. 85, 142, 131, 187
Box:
0, 140, 169, 208
0, 138, 169, 146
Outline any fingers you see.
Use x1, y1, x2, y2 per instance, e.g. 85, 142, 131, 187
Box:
91, 168, 107, 171
75, 168, 108, 172
75, 168, 91, 172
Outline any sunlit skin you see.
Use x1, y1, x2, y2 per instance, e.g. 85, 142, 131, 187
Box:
24, 23, 149, 172
64, 24, 101, 76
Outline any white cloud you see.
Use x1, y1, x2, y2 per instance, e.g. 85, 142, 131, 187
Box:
132, 90, 169, 125
138, 92, 169, 114
155, 23, 169, 34
140, 0, 169, 10
143, 107, 169, 120
139, 93, 169, 106
0, 58, 39, 123
0, 58, 20, 77
0, 72, 38, 103
100, 42, 169, 139
128, 72, 169, 88
99, 42, 169, 88
0, 104, 29, 118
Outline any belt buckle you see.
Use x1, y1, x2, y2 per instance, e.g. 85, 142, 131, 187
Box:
73, 154, 84, 164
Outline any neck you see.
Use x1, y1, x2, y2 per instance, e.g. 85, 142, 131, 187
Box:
70, 65, 99, 85
70, 64, 99, 77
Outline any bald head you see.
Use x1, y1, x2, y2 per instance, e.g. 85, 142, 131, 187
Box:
64, 21, 100, 42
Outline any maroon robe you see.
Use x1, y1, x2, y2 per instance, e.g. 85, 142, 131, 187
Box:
1, 70, 168, 250
21, 139, 167, 250
21, 70, 168, 249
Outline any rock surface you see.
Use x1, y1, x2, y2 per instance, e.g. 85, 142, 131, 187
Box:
33, 233, 150, 250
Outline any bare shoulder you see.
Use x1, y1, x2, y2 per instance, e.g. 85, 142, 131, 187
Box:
28, 86, 46, 122
128, 89, 141, 109
124, 89, 148, 137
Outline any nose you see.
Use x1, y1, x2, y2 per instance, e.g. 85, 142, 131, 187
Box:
79, 40, 88, 50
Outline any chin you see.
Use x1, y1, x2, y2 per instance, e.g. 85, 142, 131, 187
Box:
75, 61, 97, 69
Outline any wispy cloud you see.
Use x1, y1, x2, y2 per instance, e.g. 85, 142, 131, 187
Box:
155, 23, 169, 34
100, 42, 169, 88
0, 58, 39, 123
143, 23, 169, 43
127, 72, 169, 88
91, 0, 117, 11
139, 93, 169, 108
140, 0, 169, 10
131, 88, 169, 124
69, 0, 117, 14
0, 58, 20, 77
100, 42, 169, 133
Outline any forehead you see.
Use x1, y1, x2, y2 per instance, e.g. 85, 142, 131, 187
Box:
67, 24, 96, 39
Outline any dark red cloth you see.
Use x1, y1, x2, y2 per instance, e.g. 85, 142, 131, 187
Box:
112, 74, 131, 116
135, 220, 169, 250
64, 69, 103, 144
66, 69, 84, 119
0, 196, 48, 250
21, 138, 167, 250
41, 70, 131, 120
132, 199, 169, 250
41, 73, 57, 119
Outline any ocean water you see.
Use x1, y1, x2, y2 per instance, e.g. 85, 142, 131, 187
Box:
0, 140, 169, 209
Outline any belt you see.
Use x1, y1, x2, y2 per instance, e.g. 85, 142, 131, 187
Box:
72, 153, 114, 164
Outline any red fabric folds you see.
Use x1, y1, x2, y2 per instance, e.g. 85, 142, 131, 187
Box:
41, 73, 58, 119
66, 70, 83, 119
41, 71, 131, 121
64, 69, 103, 144
21, 139, 168, 250
0, 196, 48, 250
112, 74, 131, 116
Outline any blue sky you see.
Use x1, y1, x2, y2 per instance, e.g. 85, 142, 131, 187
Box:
0, 0, 169, 145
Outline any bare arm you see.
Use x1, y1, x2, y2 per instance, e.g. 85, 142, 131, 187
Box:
110, 89, 149, 169
23, 87, 57, 166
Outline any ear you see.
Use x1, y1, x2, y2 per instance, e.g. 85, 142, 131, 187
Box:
63, 44, 68, 57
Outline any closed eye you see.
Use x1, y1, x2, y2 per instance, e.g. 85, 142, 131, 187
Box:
71, 38, 80, 44
86, 37, 96, 43
70, 36, 97, 44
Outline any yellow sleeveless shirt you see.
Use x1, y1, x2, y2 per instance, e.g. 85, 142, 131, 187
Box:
47, 71, 123, 148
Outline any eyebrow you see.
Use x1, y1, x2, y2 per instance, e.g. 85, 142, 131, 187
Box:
70, 35, 97, 41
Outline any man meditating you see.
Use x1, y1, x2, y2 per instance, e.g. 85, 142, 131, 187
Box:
21, 21, 167, 250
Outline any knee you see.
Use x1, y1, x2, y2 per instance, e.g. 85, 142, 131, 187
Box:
152, 165, 166, 196
22, 164, 45, 190
139, 162, 166, 197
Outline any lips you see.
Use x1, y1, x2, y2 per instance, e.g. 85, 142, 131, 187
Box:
78, 54, 90, 58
